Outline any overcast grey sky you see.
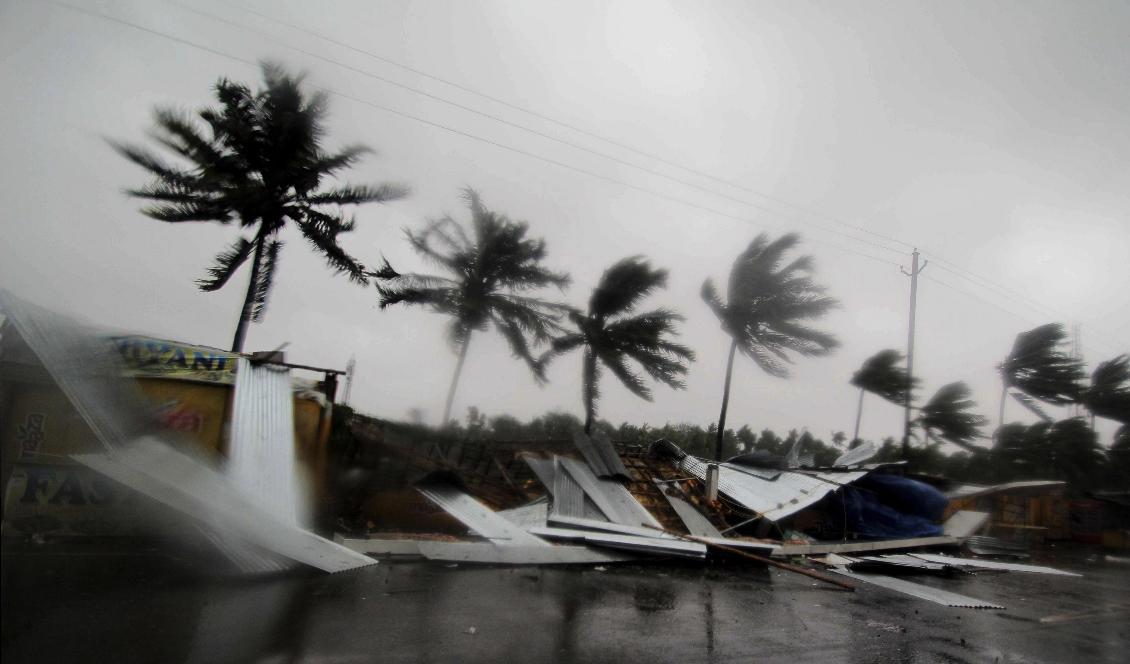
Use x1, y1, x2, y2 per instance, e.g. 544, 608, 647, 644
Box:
1, 0, 1127, 446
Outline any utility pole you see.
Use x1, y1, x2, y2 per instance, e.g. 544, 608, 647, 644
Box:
900, 249, 927, 460
342, 355, 356, 407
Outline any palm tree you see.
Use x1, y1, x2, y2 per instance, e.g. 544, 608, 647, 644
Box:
540, 257, 695, 434
701, 233, 839, 461
1080, 354, 1130, 428
998, 323, 1085, 431
850, 349, 917, 443
112, 63, 408, 352
916, 382, 988, 451
373, 188, 569, 425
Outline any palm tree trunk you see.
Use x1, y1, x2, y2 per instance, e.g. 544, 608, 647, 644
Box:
231, 237, 265, 353
714, 340, 739, 461
853, 387, 865, 442
582, 349, 597, 435
442, 334, 472, 426
997, 379, 1008, 439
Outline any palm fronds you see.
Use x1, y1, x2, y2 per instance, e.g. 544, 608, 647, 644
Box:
918, 382, 988, 450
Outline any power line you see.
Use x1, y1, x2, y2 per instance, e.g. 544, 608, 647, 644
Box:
216, 0, 1127, 354
169, 0, 910, 260
49, 0, 905, 275
921, 274, 1119, 358
224, 0, 916, 254
926, 256, 1124, 356
48, 0, 1128, 352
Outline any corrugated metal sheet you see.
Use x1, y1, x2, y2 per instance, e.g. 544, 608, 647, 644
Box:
833, 440, 878, 467
552, 457, 589, 518
416, 541, 635, 564
0, 290, 151, 451
830, 568, 1005, 609
498, 498, 549, 529
946, 480, 1065, 500
416, 479, 547, 546
229, 358, 302, 527
529, 526, 706, 558
557, 456, 661, 529
907, 554, 1082, 577
572, 430, 630, 479
653, 481, 722, 538
677, 454, 870, 522
941, 510, 989, 539
74, 437, 376, 573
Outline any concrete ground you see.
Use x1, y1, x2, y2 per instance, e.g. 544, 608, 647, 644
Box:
2, 540, 1128, 663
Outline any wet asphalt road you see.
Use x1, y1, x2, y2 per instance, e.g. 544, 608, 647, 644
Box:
2, 542, 1128, 663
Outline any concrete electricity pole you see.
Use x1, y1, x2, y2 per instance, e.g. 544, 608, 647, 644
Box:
901, 249, 927, 459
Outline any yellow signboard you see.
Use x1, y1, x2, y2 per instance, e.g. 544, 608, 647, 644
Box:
112, 335, 238, 384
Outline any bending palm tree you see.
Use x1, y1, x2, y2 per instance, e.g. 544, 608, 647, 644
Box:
998, 323, 1084, 431
916, 382, 988, 451
850, 349, 917, 442
1081, 354, 1130, 428
702, 233, 839, 461
373, 188, 569, 425
112, 63, 408, 352
540, 257, 695, 434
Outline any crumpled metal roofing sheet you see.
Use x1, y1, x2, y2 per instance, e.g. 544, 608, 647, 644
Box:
907, 553, 1081, 577
416, 541, 635, 564
229, 358, 302, 527
416, 480, 547, 546
74, 437, 376, 573
831, 568, 1005, 609
676, 454, 870, 522
529, 526, 705, 558
558, 456, 661, 529
572, 430, 630, 479
945, 480, 1066, 500
498, 498, 549, 529
652, 481, 722, 538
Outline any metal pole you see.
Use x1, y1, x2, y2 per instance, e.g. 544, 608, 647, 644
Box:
900, 249, 927, 459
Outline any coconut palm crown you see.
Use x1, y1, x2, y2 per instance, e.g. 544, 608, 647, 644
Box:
1081, 354, 1130, 425
702, 232, 839, 460
112, 62, 408, 351
916, 381, 988, 451
372, 188, 570, 424
540, 256, 695, 433
998, 323, 1085, 429
849, 348, 918, 442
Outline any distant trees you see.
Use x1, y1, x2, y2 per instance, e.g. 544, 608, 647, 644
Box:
701, 233, 839, 460
373, 189, 569, 425
1080, 354, 1130, 427
850, 349, 916, 442
113, 63, 407, 352
541, 257, 694, 433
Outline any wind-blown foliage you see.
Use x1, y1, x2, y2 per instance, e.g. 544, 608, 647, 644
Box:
999, 324, 1085, 408
852, 349, 917, 405
702, 232, 839, 459
849, 349, 918, 443
917, 382, 988, 451
541, 256, 695, 433
373, 188, 570, 424
1082, 354, 1130, 424
112, 62, 407, 351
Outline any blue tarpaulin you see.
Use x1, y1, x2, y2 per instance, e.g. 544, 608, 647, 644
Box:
830, 475, 947, 539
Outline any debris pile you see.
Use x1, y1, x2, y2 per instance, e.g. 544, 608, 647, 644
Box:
335, 426, 1085, 607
